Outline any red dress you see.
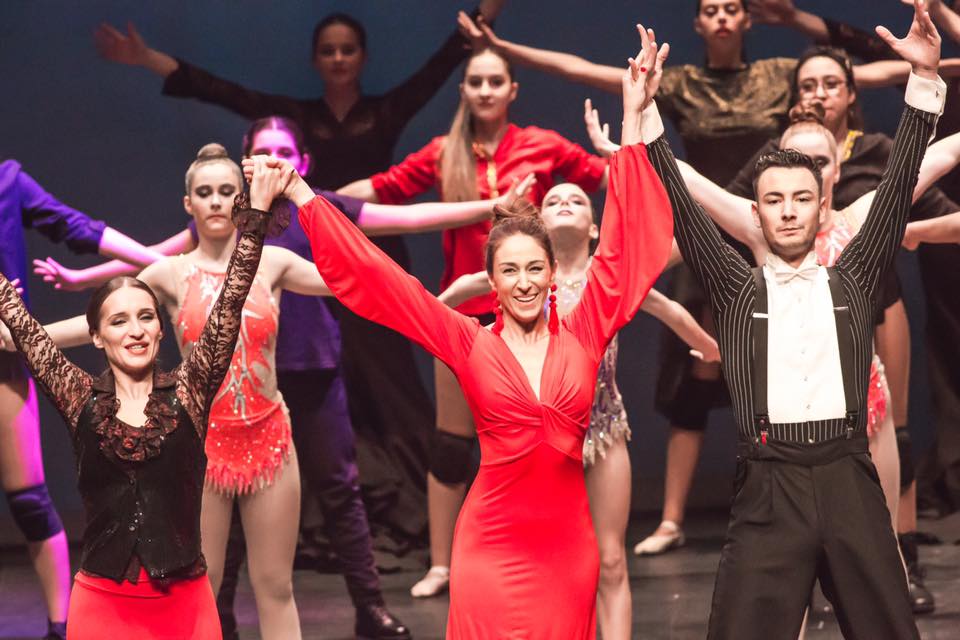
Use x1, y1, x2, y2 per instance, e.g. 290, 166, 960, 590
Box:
302, 144, 672, 638
370, 124, 608, 315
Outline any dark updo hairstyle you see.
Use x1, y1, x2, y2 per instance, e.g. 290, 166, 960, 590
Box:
484, 198, 555, 275
312, 12, 367, 59
242, 116, 307, 158
184, 143, 242, 195
792, 46, 863, 131
752, 148, 824, 200
85, 277, 164, 336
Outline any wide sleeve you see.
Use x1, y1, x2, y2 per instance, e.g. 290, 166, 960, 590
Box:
369, 136, 444, 204
17, 169, 105, 254
176, 223, 268, 437
0, 276, 91, 434
546, 129, 608, 193
563, 144, 673, 361
298, 194, 478, 370
646, 129, 751, 308
837, 76, 944, 301
377, 16, 473, 137
162, 59, 306, 122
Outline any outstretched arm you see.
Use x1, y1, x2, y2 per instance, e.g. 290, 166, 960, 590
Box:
838, 1, 947, 297
903, 210, 960, 248
257, 159, 479, 371
460, 12, 622, 94
34, 229, 195, 291
96, 21, 304, 121
641, 289, 721, 363
262, 246, 331, 297
356, 173, 533, 236
0, 275, 91, 434
438, 271, 492, 308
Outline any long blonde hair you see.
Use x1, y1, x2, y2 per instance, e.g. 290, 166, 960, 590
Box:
439, 48, 514, 202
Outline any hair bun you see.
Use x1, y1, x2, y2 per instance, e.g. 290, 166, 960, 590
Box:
788, 102, 825, 126
492, 197, 539, 225
196, 143, 230, 161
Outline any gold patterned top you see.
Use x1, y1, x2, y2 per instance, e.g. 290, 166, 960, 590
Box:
658, 58, 796, 185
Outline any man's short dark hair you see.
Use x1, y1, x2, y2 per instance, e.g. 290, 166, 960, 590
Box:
752, 148, 823, 200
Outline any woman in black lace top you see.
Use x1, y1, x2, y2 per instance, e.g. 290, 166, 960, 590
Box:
0, 157, 283, 639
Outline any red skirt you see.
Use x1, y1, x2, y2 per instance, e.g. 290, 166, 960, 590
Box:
67, 569, 221, 639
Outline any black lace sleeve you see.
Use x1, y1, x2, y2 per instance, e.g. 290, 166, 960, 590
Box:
175, 206, 272, 437
0, 275, 91, 433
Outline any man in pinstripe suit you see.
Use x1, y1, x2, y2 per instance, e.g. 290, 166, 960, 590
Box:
638, 2, 945, 637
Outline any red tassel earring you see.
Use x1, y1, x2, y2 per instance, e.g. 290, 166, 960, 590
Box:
492, 291, 504, 336
548, 283, 559, 334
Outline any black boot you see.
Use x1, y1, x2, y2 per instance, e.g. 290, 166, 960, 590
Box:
355, 601, 412, 639
43, 619, 66, 640
899, 532, 936, 615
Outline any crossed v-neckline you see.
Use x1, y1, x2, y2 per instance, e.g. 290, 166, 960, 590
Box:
491, 330, 554, 404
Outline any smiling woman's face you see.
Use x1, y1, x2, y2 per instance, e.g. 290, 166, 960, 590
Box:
183, 163, 241, 240
91, 285, 163, 377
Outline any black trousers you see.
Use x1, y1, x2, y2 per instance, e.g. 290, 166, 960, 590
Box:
707, 436, 918, 640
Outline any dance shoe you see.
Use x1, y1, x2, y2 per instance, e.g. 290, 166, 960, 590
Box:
633, 520, 685, 555
356, 602, 412, 639
899, 532, 936, 615
409, 565, 450, 598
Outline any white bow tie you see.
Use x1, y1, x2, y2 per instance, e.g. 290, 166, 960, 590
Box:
767, 254, 820, 285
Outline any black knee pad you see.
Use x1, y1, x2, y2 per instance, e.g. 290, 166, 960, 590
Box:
429, 431, 474, 485
896, 428, 915, 489
5, 484, 64, 542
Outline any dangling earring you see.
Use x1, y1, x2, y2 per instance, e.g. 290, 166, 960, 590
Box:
492, 291, 504, 335
548, 283, 559, 334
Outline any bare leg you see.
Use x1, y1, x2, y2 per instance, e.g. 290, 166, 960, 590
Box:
869, 383, 900, 532
200, 484, 235, 596
0, 378, 70, 623
585, 437, 632, 640
661, 427, 704, 528
413, 360, 476, 597
239, 451, 302, 640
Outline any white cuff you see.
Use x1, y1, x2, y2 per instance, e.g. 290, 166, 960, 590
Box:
640, 101, 665, 144
905, 72, 947, 115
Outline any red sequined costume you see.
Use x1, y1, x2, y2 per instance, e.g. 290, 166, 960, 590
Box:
173, 256, 291, 494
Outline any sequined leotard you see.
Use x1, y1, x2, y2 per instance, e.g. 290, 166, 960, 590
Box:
173, 256, 291, 495
555, 276, 629, 466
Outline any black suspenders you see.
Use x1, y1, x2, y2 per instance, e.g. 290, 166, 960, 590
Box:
751, 266, 859, 444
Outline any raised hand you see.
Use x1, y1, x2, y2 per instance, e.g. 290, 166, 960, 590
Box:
94, 21, 150, 66
32, 257, 89, 291
584, 98, 621, 158
242, 156, 305, 205
750, 0, 798, 25
877, 0, 942, 78
498, 172, 536, 210
901, 0, 942, 9
621, 25, 670, 118
457, 11, 489, 50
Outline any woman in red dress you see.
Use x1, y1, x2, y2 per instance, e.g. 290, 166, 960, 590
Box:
255, 29, 673, 638
339, 45, 610, 597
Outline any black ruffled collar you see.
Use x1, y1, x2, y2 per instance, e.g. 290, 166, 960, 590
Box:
89, 369, 179, 463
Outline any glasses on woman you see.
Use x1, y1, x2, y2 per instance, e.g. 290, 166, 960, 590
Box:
798, 76, 847, 96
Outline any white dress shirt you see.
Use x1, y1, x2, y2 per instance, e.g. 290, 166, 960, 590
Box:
763, 252, 846, 423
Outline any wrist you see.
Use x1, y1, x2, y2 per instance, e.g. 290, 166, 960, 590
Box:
913, 65, 940, 81
290, 180, 316, 208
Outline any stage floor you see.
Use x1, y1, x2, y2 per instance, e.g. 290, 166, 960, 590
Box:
1, 511, 958, 639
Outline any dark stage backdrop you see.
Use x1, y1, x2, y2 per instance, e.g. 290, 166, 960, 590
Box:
0, 1, 951, 527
